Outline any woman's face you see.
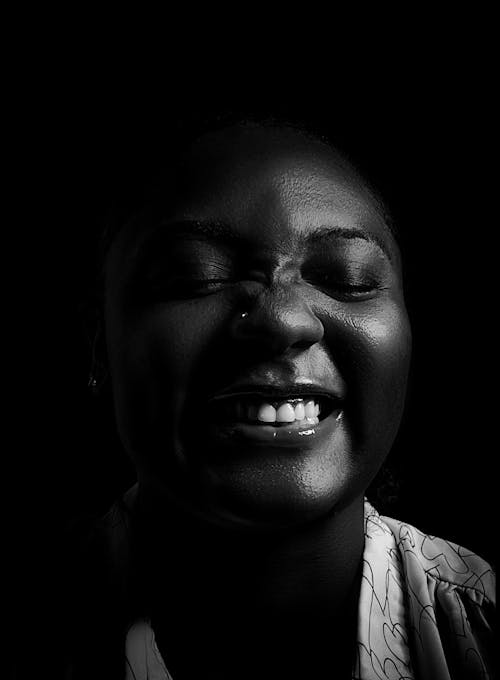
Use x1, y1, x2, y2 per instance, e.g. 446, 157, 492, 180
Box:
104, 126, 411, 530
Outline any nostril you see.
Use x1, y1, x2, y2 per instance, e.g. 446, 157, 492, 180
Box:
293, 338, 318, 350
231, 297, 324, 353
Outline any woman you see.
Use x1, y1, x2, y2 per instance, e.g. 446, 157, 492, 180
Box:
64, 114, 495, 679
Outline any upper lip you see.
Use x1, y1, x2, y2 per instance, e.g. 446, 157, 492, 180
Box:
208, 380, 345, 403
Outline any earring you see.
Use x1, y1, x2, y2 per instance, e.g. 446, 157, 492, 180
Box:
88, 372, 108, 395
87, 374, 100, 395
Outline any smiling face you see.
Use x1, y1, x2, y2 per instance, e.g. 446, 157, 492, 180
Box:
103, 124, 412, 530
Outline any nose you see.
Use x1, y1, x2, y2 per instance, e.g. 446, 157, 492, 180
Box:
231, 282, 324, 355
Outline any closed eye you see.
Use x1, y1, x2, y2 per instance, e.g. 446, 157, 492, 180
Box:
304, 276, 382, 301
144, 273, 246, 301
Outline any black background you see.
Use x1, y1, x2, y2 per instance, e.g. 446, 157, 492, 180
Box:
7, 67, 496, 597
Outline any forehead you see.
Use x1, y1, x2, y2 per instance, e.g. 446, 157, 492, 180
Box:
112, 125, 399, 266
174, 126, 385, 232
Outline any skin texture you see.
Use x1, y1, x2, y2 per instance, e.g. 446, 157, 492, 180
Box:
104, 125, 411, 528
101, 124, 412, 677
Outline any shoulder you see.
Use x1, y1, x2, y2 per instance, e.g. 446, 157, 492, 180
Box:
60, 489, 138, 679
363, 502, 496, 679
376, 507, 495, 605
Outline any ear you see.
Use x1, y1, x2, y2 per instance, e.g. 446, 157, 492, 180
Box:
80, 299, 109, 395
88, 319, 109, 395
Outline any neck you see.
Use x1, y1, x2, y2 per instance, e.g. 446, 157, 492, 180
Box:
129, 484, 365, 630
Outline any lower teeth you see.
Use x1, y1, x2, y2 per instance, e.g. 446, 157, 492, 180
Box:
218, 414, 321, 426
251, 416, 319, 427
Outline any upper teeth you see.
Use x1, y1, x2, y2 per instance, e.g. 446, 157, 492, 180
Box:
235, 399, 320, 424
257, 400, 319, 423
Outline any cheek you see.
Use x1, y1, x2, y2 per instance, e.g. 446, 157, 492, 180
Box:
106, 299, 231, 454
358, 303, 411, 391
330, 301, 412, 450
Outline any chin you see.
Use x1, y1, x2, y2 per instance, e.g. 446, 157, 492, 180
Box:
135, 424, 372, 533
183, 456, 359, 532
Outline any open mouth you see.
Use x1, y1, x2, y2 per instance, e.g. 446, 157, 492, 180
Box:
207, 393, 339, 428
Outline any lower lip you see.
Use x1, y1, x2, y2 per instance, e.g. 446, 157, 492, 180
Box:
205, 409, 343, 450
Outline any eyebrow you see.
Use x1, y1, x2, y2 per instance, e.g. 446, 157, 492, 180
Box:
306, 225, 392, 261
160, 219, 240, 244
148, 219, 392, 260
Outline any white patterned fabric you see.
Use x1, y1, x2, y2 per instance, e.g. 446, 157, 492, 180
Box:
123, 501, 495, 679
353, 504, 495, 679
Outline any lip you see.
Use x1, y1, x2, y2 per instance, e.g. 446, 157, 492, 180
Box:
208, 379, 345, 403
205, 407, 343, 450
